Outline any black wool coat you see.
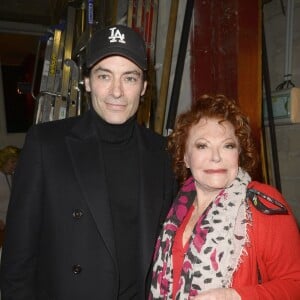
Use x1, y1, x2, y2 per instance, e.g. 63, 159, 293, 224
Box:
0, 110, 177, 300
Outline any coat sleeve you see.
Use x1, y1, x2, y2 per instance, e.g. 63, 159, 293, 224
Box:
0, 125, 43, 299
234, 181, 300, 300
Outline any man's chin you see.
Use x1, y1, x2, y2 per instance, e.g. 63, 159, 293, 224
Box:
103, 115, 130, 125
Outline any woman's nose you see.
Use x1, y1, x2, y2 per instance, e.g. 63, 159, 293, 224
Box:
211, 148, 221, 162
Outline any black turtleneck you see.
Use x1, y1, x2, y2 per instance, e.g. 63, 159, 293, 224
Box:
91, 108, 139, 299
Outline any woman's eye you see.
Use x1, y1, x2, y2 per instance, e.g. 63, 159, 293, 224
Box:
196, 143, 206, 149
225, 143, 236, 149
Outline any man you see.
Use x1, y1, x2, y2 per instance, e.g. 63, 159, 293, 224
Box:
0, 25, 177, 299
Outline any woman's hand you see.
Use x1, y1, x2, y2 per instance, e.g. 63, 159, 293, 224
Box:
190, 288, 241, 300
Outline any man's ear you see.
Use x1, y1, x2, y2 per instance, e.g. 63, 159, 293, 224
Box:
84, 77, 91, 92
141, 81, 147, 96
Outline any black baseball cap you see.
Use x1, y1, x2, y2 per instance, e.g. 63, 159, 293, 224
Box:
86, 25, 147, 71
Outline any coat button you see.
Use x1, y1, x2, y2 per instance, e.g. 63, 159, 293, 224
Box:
72, 264, 82, 275
72, 209, 83, 219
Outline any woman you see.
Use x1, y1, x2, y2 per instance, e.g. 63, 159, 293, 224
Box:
0, 145, 20, 248
149, 95, 300, 300
0, 146, 20, 232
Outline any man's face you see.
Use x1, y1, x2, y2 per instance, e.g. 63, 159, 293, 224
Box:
84, 55, 147, 124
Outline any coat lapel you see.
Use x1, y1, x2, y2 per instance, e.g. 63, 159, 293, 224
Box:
65, 116, 170, 291
135, 127, 167, 282
65, 112, 117, 264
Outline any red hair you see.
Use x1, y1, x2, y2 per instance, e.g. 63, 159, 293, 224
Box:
167, 94, 259, 184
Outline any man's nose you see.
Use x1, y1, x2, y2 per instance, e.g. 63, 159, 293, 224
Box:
111, 78, 123, 98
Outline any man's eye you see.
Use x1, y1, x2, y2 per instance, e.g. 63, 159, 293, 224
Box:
125, 76, 138, 82
98, 74, 109, 80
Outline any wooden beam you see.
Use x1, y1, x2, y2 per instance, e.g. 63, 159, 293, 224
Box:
154, 0, 179, 134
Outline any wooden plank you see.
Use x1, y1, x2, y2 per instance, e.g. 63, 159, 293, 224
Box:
237, 0, 263, 181
191, 0, 263, 180
154, 0, 179, 134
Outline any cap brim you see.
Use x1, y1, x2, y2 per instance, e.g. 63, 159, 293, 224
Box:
87, 46, 147, 71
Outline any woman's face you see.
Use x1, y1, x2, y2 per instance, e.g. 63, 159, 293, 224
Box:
184, 118, 240, 192
2, 158, 18, 175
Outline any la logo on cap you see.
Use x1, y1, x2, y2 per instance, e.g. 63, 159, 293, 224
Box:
108, 27, 126, 44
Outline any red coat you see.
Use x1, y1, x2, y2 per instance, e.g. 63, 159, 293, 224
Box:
232, 181, 300, 299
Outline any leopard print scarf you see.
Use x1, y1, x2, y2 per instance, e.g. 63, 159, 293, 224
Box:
149, 168, 251, 300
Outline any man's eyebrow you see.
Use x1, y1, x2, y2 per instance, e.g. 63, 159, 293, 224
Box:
123, 70, 142, 77
93, 66, 111, 73
92, 67, 142, 77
